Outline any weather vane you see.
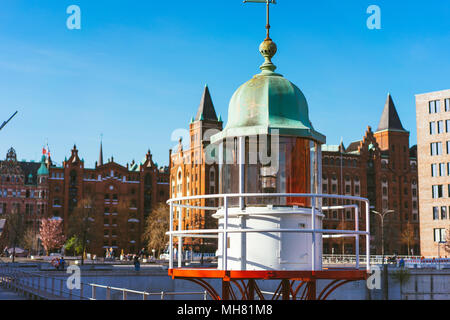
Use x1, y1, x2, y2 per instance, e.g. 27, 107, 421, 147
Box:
243, 0, 277, 40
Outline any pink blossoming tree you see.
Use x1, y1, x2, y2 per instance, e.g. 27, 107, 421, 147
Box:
39, 218, 66, 255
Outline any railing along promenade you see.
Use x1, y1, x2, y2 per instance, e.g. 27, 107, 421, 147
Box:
0, 264, 208, 300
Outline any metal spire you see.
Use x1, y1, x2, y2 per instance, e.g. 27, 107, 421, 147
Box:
99, 133, 104, 166
243, 0, 277, 40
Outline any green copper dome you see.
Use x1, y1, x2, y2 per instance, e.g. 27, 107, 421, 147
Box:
211, 38, 325, 144
37, 155, 49, 176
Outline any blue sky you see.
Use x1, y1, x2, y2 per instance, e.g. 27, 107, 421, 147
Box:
0, 0, 449, 167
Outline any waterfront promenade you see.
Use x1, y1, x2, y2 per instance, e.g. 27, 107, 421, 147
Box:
1, 257, 449, 300
0, 286, 26, 300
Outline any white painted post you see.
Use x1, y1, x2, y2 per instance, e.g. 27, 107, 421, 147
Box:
365, 200, 371, 273
169, 202, 174, 270
239, 136, 245, 210
223, 196, 228, 271
161, 291, 165, 300
311, 196, 316, 271
178, 203, 183, 268
355, 206, 360, 269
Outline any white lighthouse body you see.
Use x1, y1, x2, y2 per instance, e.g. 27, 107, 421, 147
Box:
214, 206, 323, 271
207, 37, 327, 272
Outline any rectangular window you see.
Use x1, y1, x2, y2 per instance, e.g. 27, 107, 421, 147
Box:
447, 141, 450, 154
429, 100, 441, 113
429, 100, 436, 114
437, 121, 444, 134
433, 207, 439, 220
432, 185, 443, 199
445, 98, 450, 112
440, 163, 446, 176
430, 122, 436, 135
447, 120, 450, 133
431, 142, 443, 156
434, 228, 446, 242
441, 206, 447, 219
431, 164, 438, 177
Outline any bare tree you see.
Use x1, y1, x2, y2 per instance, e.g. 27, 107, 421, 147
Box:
337, 218, 351, 255
445, 227, 450, 255
4, 205, 25, 262
142, 203, 169, 258
21, 226, 39, 256
67, 196, 99, 265
400, 222, 415, 255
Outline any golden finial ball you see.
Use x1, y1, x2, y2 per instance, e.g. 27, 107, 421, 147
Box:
259, 38, 277, 60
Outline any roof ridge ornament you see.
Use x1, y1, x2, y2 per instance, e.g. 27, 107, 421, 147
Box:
244, 0, 278, 73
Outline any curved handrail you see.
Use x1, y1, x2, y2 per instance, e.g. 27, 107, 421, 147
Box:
165, 193, 371, 273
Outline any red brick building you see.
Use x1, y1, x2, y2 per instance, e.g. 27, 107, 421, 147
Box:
48, 144, 169, 256
0, 147, 49, 250
322, 94, 420, 256
169, 85, 223, 252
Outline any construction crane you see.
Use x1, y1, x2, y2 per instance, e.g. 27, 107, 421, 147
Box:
0, 111, 18, 132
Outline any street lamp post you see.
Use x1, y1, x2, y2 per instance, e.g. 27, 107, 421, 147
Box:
371, 209, 395, 264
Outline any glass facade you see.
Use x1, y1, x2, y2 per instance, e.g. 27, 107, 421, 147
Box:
218, 135, 321, 208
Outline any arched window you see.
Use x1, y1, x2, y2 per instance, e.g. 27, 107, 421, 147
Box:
145, 173, 152, 187
70, 170, 77, 186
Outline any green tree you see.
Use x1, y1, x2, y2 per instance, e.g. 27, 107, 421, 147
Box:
64, 236, 83, 256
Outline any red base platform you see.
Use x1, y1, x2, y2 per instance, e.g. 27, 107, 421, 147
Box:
169, 268, 368, 300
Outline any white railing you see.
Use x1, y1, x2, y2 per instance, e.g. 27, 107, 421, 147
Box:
167, 193, 371, 273
0, 264, 208, 300
322, 255, 422, 265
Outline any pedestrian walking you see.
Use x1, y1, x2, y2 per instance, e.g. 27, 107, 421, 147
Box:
133, 255, 140, 271
58, 257, 66, 271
